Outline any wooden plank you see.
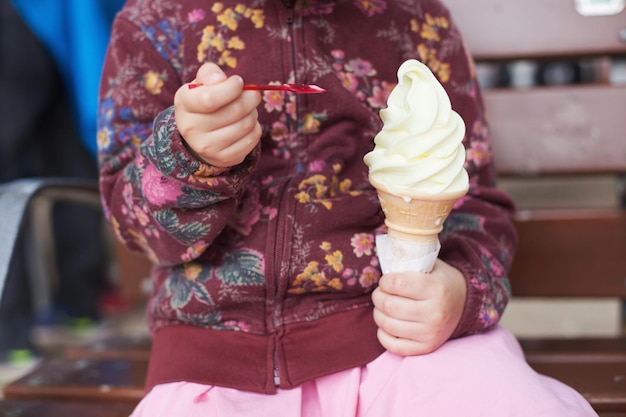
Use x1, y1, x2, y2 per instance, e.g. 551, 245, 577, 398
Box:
0, 399, 135, 417
445, 0, 626, 60
64, 336, 151, 361
521, 337, 626, 363
529, 361, 626, 412
484, 85, 626, 175
510, 210, 626, 298
3, 357, 146, 404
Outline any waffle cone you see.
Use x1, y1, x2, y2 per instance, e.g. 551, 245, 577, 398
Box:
369, 176, 467, 243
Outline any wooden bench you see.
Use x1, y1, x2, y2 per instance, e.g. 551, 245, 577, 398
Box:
2, 1, 626, 415
0, 399, 136, 417
0, 179, 148, 413
446, 0, 626, 414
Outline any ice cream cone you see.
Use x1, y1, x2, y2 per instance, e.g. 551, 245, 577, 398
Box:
369, 176, 467, 243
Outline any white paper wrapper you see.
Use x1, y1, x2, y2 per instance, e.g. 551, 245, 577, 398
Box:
376, 234, 440, 274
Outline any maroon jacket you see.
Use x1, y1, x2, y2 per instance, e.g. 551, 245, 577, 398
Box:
98, 0, 517, 394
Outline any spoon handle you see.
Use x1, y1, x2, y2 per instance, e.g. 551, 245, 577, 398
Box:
188, 83, 325, 94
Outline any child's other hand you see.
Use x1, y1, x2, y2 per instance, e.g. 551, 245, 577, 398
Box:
174, 63, 262, 167
371, 259, 467, 356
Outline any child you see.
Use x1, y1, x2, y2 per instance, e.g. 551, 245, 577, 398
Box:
98, 0, 597, 415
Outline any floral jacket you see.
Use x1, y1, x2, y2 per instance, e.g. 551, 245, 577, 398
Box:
98, 0, 517, 394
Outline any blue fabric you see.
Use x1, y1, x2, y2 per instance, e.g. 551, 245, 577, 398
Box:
11, 0, 126, 156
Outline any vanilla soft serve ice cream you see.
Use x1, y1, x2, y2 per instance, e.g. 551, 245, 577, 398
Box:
365, 59, 470, 273
364, 59, 468, 196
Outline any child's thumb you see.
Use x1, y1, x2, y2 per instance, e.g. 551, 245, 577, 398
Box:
196, 62, 228, 85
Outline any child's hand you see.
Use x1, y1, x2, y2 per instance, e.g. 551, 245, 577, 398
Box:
371, 259, 467, 356
174, 63, 262, 167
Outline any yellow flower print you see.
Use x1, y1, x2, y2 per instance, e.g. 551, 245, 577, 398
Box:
417, 44, 451, 83
219, 50, 237, 68
97, 127, 112, 150
197, 25, 215, 62
183, 262, 202, 281
320, 241, 332, 251
302, 113, 323, 134
197, 6, 263, 66
143, 71, 164, 95
294, 190, 312, 204
427, 13, 449, 29
211, 33, 226, 51
421, 13, 449, 42
327, 278, 343, 291
410, 18, 419, 33
250, 10, 265, 28
130, 133, 142, 148
191, 164, 229, 185
289, 258, 344, 293
291, 261, 322, 289
217, 7, 239, 31
228, 36, 245, 50
110, 216, 124, 244
325, 250, 344, 273
295, 167, 362, 211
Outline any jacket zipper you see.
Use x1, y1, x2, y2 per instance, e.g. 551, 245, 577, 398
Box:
271, 1, 297, 389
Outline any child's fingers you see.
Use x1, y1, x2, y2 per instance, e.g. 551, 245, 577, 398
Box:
195, 62, 228, 85
376, 328, 434, 356
179, 75, 244, 114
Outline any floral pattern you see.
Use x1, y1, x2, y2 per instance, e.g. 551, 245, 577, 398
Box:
98, 0, 515, 340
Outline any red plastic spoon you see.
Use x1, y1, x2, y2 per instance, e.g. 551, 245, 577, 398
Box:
188, 82, 326, 94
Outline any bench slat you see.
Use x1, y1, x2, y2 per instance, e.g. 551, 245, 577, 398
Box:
0, 399, 135, 417
510, 211, 626, 298
445, 0, 626, 60
2, 357, 146, 404
485, 85, 626, 175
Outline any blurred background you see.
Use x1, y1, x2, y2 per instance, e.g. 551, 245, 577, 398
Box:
0, 0, 135, 388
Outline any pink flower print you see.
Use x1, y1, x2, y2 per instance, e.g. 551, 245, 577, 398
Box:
351, 233, 374, 257
367, 82, 393, 109
222, 320, 251, 332
331, 50, 345, 60
262, 206, 278, 220
466, 140, 492, 168
182, 240, 209, 262
308, 160, 326, 172
270, 121, 288, 142
263, 89, 285, 112
472, 120, 488, 138
285, 101, 297, 120
359, 265, 380, 288
188, 8, 206, 24
141, 164, 183, 206
345, 58, 376, 77
343, 268, 357, 286
122, 183, 134, 208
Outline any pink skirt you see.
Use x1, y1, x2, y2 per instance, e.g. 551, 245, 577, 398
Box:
130, 326, 597, 417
